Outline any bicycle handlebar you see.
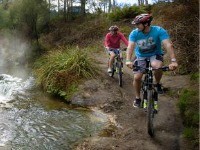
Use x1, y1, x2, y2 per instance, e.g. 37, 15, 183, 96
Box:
105, 47, 127, 51
160, 66, 170, 71
122, 48, 127, 51
133, 65, 170, 72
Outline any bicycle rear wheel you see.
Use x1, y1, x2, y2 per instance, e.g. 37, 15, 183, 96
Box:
147, 90, 155, 137
117, 62, 123, 87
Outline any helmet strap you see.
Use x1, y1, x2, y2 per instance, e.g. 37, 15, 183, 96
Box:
142, 23, 146, 32
142, 23, 150, 33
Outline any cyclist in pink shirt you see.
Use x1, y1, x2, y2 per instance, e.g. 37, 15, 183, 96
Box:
104, 25, 128, 73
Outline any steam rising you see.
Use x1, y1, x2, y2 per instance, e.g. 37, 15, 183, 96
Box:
0, 31, 31, 79
0, 31, 35, 103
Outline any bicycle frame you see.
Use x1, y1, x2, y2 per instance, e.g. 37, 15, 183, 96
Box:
139, 58, 169, 137
108, 49, 123, 87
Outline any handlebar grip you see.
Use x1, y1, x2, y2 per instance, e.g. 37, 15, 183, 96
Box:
132, 65, 141, 71
162, 66, 169, 71
122, 48, 127, 51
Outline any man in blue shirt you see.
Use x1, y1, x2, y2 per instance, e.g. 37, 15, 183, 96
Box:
126, 14, 178, 108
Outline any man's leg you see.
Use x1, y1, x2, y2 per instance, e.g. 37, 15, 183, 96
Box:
108, 52, 115, 72
151, 61, 163, 83
151, 56, 164, 94
133, 73, 143, 99
133, 73, 143, 107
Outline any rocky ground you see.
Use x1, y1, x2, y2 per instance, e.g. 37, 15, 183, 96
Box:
72, 51, 191, 150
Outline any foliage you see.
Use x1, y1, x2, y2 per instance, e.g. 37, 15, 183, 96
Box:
190, 73, 199, 81
108, 5, 150, 21
151, 1, 199, 74
0, 6, 10, 28
178, 88, 199, 148
33, 47, 98, 100
9, 0, 49, 39
40, 14, 110, 49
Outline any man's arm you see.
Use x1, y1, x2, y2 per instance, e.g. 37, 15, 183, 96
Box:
162, 39, 178, 70
126, 41, 135, 68
104, 34, 110, 49
120, 33, 128, 47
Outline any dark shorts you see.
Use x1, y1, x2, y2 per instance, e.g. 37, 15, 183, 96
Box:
106, 49, 121, 55
133, 55, 163, 73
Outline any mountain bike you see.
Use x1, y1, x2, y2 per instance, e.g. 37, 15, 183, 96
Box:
107, 49, 125, 87
134, 58, 169, 137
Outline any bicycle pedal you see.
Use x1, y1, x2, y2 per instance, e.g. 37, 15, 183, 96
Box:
143, 108, 147, 112
154, 109, 158, 114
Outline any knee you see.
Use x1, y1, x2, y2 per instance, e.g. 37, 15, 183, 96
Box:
110, 53, 115, 59
134, 75, 142, 82
151, 61, 163, 68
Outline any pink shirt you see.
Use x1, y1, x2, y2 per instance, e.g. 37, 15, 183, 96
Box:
104, 32, 128, 49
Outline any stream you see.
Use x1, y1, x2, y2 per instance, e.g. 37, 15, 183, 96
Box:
0, 72, 108, 150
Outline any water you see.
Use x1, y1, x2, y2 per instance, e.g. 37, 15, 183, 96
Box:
0, 74, 108, 149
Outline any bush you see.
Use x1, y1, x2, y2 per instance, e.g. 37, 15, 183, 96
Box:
151, 2, 199, 74
178, 88, 199, 148
108, 5, 150, 22
33, 47, 98, 100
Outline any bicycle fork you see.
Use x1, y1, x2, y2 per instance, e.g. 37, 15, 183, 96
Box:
142, 88, 158, 113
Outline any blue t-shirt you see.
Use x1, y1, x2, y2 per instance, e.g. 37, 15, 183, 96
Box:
129, 26, 169, 57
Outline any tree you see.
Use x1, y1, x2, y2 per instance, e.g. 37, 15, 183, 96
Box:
9, 0, 49, 41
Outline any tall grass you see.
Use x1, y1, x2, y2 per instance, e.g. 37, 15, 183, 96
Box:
33, 47, 98, 101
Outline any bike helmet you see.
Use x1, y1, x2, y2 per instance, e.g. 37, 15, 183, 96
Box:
109, 25, 119, 31
132, 14, 153, 25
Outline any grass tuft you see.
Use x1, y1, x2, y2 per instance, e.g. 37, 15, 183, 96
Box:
33, 47, 98, 100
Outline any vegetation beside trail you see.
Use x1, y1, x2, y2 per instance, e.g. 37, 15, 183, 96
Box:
177, 73, 199, 148
151, 0, 199, 74
33, 47, 98, 100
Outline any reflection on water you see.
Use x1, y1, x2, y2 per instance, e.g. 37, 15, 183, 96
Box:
0, 74, 108, 149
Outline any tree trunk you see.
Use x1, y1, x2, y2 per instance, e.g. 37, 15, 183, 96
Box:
138, 0, 141, 5
48, 0, 51, 21
58, 0, 60, 13
81, 0, 85, 15
108, 0, 111, 13
64, 0, 67, 22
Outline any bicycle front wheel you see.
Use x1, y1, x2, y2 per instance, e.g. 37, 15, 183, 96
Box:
147, 90, 155, 137
117, 62, 123, 87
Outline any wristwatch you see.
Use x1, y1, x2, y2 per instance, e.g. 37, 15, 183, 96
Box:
171, 58, 177, 62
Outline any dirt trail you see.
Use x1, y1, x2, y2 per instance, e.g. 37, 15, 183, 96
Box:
73, 51, 190, 150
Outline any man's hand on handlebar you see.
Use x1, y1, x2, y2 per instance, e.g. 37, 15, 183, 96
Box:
125, 60, 133, 69
105, 47, 110, 51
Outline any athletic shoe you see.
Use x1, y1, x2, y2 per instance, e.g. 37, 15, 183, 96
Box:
156, 83, 164, 94
115, 68, 118, 73
107, 68, 112, 73
133, 98, 141, 108
143, 100, 147, 109
154, 101, 158, 114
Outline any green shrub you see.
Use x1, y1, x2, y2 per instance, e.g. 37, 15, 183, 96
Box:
190, 73, 199, 81
178, 88, 199, 148
33, 47, 98, 100
108, 5, 149, 22
0, 6, 10, 29
151, 2, 199, 74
